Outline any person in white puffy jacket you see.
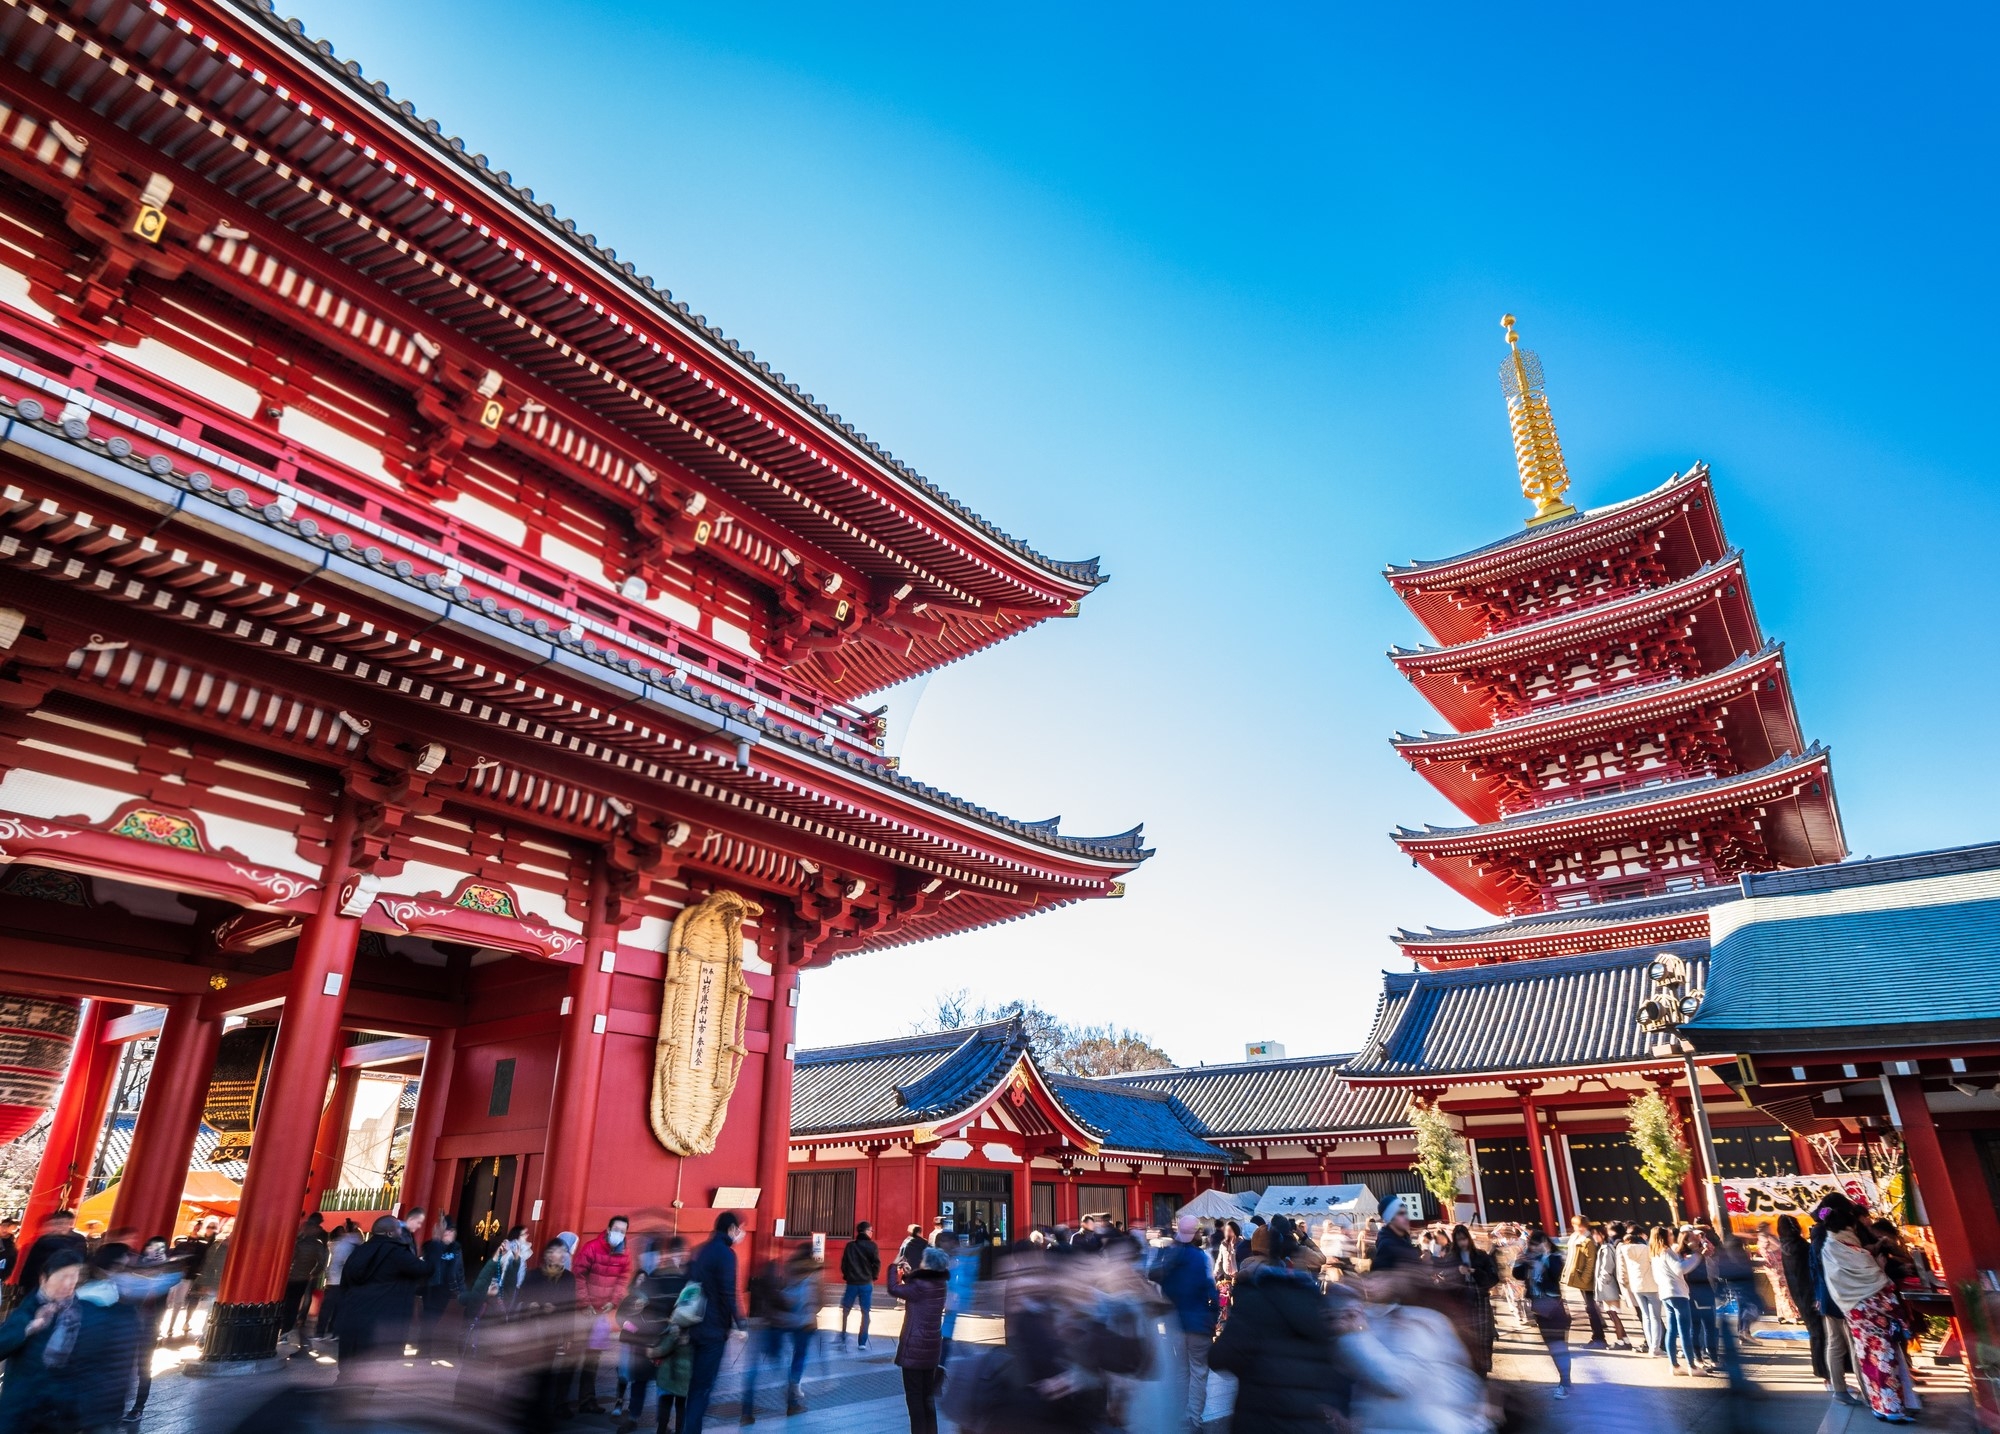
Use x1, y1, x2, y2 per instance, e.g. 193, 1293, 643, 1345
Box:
1617, 1227, 1663, 1355
1339, 1296, 1494, 1434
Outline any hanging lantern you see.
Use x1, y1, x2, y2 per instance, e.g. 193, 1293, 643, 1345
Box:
0, 993, 83, 1144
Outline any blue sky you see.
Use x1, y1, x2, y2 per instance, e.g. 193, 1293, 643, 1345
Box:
292, 2, 1998, 1064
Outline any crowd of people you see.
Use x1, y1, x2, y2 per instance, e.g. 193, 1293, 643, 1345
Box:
0, 1187, 1948, 1433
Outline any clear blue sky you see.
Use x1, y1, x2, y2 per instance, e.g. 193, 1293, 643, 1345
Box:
292, 2, 1998, 1064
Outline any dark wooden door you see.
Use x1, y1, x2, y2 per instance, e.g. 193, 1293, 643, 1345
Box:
1566, 1133, 1672, 1225
1474, 1137, 1540, 1222
456, 1154, 517, 1268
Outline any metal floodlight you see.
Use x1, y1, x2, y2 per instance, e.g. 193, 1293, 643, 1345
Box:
1678, 992, 1704, 1017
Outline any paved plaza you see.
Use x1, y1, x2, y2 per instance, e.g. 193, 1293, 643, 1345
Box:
116, 1299, 1974, 1434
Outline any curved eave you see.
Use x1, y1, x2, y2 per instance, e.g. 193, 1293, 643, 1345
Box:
1341, 1056, 1724, 1088
1389, 554, 1760, 732
52, 0, 1100, 609
1385, 468, 1726, 645
1391, 911, 1716, 969
1393, 644, 1801, 823
1394, 751, 1845, 914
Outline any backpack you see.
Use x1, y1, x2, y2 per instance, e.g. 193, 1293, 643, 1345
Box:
670, 1281, 706, 1328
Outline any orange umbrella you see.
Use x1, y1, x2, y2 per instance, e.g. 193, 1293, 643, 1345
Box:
75, 1170, 241, 1234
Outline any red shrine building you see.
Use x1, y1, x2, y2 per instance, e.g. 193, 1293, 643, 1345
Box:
784, 1025, 1423, 1258
0, 0, 1145, 1364
1350, 317, 1850, 1228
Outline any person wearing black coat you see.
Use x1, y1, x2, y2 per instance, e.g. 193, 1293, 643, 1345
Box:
336, 1215, 429, 1375
282, 1214, 330, 1354
681, 1213, 743, 1434
419, 1221, 467, 1357
515, 1242, 580, 1431
0, 1249, 141, 1432
1211, 1219, 1348, 1434
838, 1222, 882, 1349
16, 1212, 87, 1299
1775, 1216, 1826, 1377
887, 1249, 949, 1434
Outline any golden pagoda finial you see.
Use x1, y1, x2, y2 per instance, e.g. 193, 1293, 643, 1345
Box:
1499, 313, 1576, 527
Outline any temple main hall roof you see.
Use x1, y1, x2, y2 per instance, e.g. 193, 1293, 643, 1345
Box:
1343, 943, 1710, 1084
1102, 1054, 1413, 1141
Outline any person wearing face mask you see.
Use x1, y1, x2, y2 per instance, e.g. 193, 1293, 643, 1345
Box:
517, 1239, 581, 1427
0, 1248, 140, 1432
681, 1213, 744, 1434
465, 1226, 532, 1354
570, 1216, 633, 1413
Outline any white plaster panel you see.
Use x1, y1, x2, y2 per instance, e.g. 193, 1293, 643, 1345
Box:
124, 337, 259, 417
0, 769, 133, 824
0, 259, 56, 322
931, 1140, 974, 1161
981, 1143, 1023, 1164
190, 808, 314, 874
645, 591, 702, 629
436, 490, 527, 546
709, 619, 756, 656
277, 408, 397, 484
541, 533, 609, 589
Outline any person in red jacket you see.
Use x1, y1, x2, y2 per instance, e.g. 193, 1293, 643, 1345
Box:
569, 1215, 632, 1414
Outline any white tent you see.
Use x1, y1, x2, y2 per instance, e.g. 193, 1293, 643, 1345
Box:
1177, 1188, 1253, 1223
1249, 1183, 1380, 1225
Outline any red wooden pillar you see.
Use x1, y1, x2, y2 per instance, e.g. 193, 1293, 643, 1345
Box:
397, 1028, 456, 1221
539, 857, 618, 1244
111, 994, 223, 1244
205, 796, 365, 1364
303, 1063, 359, 1214
1888, 1072, 1989, 1412
1675, 1096, 1705, 1221
16, 1000, 112, 1269
1789, 1132, 1817, 1175
912, 1139, 933, 1234
62, 1002, 130, 1213
1512, 1084, 1558, 1231
752, 909, 799, 1266
1127, 1163, 1144, 1233
865, 1144, 883, 1233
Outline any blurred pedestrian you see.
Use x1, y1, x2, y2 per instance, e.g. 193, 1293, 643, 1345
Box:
465, 1225, 532, 1352
1562, 1215, 1605, 1347
1618, 1224, 1663, 1355
837, 1221, 880, 1349
516, 1239, 581, 1429
1684, 1226, 1720, 1371
316, 1219, 360, 1346
1370, 1195, 1421, 1277
0, 1218, 18, 1288
680, 1212, 743, 1434
1651, 1224, 1696, 1375
1441, 1223, 1498, 1376
616, 1234, 688, 1434
1777, 1215, 1827, 1377
887, 1247, 948, 1434
17, 1210, 86, 1296
572, 1215, 634, 1413
335, 1215, 427, 1377
1811, 1196, 1861, 1404
1147, 1214, 1220, 1430
1590, 1222, 1630, 1348
418, 1218, 466, 1357
281, 1213, 328, 1356
1821, 1203, 1911, 1421
896, 1223, 927, 1270
1341, 1287, 1490, 1434
0, 1247, 140, 1432
1211, 1216, 1346, 1432
100, 1236, 179, 1422
1513, 1226, 1574, 1398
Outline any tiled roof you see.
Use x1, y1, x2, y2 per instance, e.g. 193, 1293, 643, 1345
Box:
98, 1114, 247, 1185
791, 1019, 1030, 1136
1384, 469, 1704, 577
1102, 1056, 1413, 1139
1392, 746, 1828, 843
1686, 843, 2000, 1049
1042, 1076, 1231, 1161
1343, 944, 1706, 1081
1394, 886, 1740, 946
240, 3, 1104, 590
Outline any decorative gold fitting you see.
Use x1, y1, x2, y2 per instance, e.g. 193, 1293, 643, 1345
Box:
207, 971, 229, 990
478, 398, 504, 430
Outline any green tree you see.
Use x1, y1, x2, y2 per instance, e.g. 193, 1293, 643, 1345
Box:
1626, 1088, 1691, 1219
1409, 1100, 1468, 1218
914, 992, 1175, 1076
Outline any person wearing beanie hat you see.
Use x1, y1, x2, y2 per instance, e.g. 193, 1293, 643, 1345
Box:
1371, 1195, 1422, 1277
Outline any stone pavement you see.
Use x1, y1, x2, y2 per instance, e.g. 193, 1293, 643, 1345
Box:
113, 1302, 1977, 1434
